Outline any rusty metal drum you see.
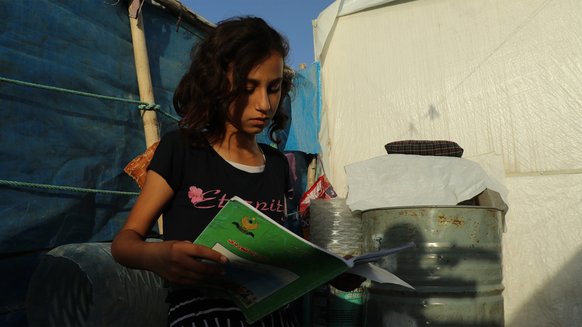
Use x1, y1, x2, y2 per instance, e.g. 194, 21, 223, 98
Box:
361, 206, 504, 326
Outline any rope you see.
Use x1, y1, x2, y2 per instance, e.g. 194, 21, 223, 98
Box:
0, 76, 179, 121
0, 179, 139, 196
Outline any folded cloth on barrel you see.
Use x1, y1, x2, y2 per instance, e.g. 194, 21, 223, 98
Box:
345, 154, 508, 212
385, 140, 464, 157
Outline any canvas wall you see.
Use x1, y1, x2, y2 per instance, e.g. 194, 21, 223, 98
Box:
315, 0, 582, 325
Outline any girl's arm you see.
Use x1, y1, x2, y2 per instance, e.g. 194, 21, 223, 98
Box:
111, 170, 228, 285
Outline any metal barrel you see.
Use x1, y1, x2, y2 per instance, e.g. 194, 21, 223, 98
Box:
361, 206, 504, 326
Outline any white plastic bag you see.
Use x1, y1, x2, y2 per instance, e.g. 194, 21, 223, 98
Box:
345, 154, 508, 212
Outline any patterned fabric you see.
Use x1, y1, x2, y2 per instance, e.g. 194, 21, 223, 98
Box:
384, 140, 464, 157
124, 141, 160, 188
167, 290, 298, 327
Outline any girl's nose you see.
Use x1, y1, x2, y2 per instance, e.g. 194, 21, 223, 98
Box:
255, 88, 272, 112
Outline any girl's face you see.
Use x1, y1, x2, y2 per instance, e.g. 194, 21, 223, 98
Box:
226, 51, 284, 137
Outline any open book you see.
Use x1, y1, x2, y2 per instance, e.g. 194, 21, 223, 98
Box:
194, 196, 414, 323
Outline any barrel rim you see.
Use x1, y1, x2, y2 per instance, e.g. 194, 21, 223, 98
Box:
360, 205, 504, 214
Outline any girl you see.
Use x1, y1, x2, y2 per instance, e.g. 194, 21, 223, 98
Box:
112, 17, 297, 326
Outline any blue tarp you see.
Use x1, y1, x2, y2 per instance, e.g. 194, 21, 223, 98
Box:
257, 62, 321, 154
0, 0, 205, 251
286, 62, 322, 154
0, 1, 206, 323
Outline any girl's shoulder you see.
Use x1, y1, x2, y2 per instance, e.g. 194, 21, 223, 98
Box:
160, 129, 182, 142
258, 143, 289, 167
258, 143, 285, 158
160, 129, 208, 149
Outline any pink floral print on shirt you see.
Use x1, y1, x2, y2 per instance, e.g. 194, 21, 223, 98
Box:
188, 186, 205, 204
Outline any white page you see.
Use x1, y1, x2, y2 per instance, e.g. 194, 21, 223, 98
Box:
347, 263, 414, 289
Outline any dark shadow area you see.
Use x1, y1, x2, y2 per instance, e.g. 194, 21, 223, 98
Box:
0, 252, 46, 326
508, 248, 582, 327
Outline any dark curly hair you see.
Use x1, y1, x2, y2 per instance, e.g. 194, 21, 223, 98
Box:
173, 16, 293, 146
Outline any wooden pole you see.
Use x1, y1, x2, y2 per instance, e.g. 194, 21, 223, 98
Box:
128, 0, 163, 233
128, 1, 160, 148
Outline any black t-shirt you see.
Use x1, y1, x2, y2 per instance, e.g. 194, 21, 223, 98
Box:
148, 129, 292, 241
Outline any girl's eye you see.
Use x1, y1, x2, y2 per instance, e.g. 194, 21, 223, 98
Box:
268, 84, 282, 93
245, 87, 255, 94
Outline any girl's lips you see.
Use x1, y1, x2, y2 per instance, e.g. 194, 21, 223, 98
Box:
251, 118, 269, 126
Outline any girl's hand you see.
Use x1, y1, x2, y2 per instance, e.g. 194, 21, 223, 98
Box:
111, 171, 228, 286
150, 240, 229, 286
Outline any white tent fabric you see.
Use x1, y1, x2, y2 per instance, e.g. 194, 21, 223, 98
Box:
314, 0, 582, 325
313, 0, 400, 60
